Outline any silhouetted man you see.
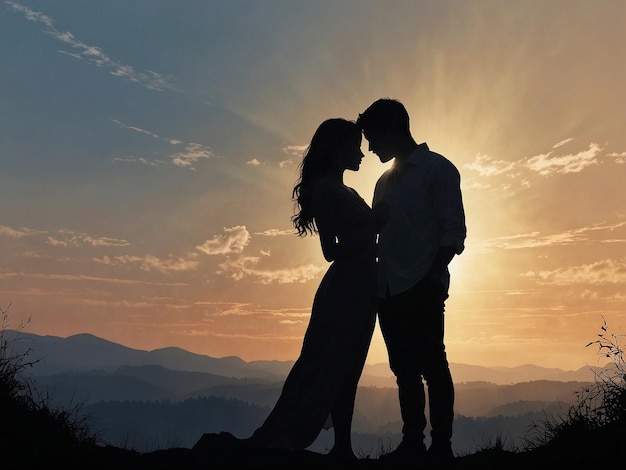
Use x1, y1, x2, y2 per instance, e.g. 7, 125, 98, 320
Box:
357, 98, 466, 462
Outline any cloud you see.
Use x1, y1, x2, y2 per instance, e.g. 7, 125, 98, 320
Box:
112, 120, 210, 169
0, 271, 186, 286
1, 225, 129, 248
5, 1, 53, 27
283, 145, 307, 156
247, 159, 261, 166
553, 138, 574, 149
607, 151, 626, 164
111, 120, 159, 140
218, 256, 323, 284
112, 156, 161, 166
255, 229, 294, 237
0, 225, 45, 238
524, 143, 602, 176
111, 120, 181, 145
201, 302, 310, 318
480, 221, 626, 251
170, 143, 213, 169
196, 226, 251, 255
525, 257, 626, 285
464, 154, 516, 177
279, 145, 303, 168
94, 253, 199, 274
6, 2, 175, 91
47, 229, 130, 248
464, 141, 604, 183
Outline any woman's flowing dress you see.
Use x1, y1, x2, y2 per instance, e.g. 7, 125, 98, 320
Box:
249, 177, 377, 449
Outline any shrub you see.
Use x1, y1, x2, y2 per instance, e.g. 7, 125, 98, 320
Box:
524, 317, 626, 448
1, 303, 98, 461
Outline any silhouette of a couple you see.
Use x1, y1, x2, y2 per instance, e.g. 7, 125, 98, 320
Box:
209, 99, 466, 465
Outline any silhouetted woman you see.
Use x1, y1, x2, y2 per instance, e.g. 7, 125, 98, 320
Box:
248, 118, 383, 461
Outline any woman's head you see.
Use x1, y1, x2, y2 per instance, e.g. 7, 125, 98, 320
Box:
292, 118, 361, 236
303, 118, 362, 176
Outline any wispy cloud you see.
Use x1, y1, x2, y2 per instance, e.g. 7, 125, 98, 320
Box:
524, 257, 626, 285
170, 143, 213, 169
94, 253, 199, 274
464, 140, 604, 182
553, 138, 575, 149
111, 120, 181, 145
0, 225, 45, 238
111, 156, 161, 166
283, 145, 307, 156
276, 144, 305, 169
111, 119, 211, 169
480, 221, 626, 251
463, 154, 516, 177
218, 256, 323, 284
255, 229, 294, 237
0, 271, 187, 286
524, 142, 602, 176
247, 159, 261, 166
196, 226, 251, 255
47, 229, 130, 248
6, 2, 175, 91
1, 225, 129, 248
199, 302, 310, 318
607, 151, 626, 164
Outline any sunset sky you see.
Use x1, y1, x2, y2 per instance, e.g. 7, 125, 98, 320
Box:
2, 0, 625, 370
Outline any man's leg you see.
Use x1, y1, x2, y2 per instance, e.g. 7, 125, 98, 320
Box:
378, 289, 428, 452
420, 298, 454, 457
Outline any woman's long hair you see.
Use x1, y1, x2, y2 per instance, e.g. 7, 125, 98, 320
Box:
292, 118, 360, 236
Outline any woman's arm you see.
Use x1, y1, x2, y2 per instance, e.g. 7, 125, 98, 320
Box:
317, 222, 338, 262
312, 178, 339, 262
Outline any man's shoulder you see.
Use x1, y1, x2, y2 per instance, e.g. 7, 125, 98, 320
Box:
425, 149, 459, 173
376, 167, 395, 183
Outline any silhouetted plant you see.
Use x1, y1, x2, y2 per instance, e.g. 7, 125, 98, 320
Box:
1, 303, 98, 451
0, 303, 36, 404
524, 317, 626, 449
474, 433, 518, 454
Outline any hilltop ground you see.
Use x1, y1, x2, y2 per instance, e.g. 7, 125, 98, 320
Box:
3, 411, 625, 470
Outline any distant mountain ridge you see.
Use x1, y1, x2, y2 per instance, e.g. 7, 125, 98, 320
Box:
7, 330, 287, 380
5, 330, 604, 384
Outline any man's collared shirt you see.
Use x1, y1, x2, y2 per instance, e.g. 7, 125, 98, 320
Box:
373, 143, 466, 297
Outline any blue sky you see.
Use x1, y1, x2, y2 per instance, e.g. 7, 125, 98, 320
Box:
2, 0, 626, 369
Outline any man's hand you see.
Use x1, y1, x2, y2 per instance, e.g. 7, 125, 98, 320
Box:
418, 276, 448, 302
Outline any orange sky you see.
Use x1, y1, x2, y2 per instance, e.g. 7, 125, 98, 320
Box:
2, 1, 625, 370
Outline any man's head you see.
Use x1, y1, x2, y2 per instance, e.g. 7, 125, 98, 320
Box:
356, 98, 413, 163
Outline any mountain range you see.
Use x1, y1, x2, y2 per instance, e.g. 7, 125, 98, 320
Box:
5, 329, 604, 385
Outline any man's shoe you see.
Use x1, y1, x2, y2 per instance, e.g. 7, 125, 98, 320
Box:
428, 442, 454, 462
379, 439, 427, 462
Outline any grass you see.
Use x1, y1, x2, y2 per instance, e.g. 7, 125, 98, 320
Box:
513, 317, 626, 469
